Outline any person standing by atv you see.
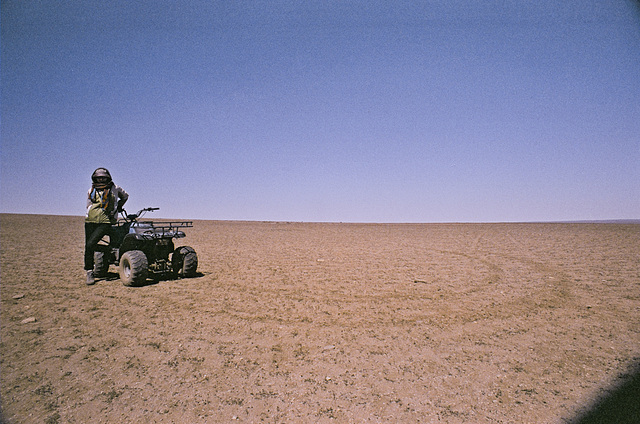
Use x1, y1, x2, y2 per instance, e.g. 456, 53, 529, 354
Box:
84, 168, 128, 285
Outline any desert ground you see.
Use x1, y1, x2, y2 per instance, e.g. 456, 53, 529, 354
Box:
1, 214, 639, 423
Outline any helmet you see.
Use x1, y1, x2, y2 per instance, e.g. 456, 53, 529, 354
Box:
91, 168, 112, 184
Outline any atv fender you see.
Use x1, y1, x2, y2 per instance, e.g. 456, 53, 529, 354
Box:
120, 233, 147, 255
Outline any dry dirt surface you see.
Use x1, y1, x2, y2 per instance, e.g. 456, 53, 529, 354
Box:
1, 214, 639, 423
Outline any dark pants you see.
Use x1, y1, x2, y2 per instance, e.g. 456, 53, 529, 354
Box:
84, 223, 112, 271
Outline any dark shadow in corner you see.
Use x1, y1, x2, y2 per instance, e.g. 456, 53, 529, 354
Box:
568, 359, 640, 424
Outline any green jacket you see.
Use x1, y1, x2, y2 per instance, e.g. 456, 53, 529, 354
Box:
85, 184, 129, 224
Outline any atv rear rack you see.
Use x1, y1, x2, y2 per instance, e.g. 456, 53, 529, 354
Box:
130, 221, 193, 239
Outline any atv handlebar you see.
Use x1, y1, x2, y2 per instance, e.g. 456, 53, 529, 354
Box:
120, 207, 159, 222
116, 207, 193, 235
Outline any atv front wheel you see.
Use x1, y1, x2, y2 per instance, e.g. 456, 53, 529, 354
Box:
172, 246, 198, 278
119, 250, 148, 286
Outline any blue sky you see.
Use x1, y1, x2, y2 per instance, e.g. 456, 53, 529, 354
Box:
2, 1, 639, 222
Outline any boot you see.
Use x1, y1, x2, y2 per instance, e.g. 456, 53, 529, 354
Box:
86, 270, 95, 285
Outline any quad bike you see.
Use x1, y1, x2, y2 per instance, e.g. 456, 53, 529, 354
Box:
94, 207, 198, 286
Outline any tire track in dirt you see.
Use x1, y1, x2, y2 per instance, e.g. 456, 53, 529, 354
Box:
2, 216, 639, 423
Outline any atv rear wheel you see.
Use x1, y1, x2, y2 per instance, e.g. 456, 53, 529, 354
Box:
172, 246, 198, 278
119, 250, 148, 286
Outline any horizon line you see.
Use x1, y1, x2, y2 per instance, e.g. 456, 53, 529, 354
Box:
1, 212, 639, 225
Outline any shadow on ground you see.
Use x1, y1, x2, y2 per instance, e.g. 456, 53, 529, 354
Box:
569, 359, 640, 424
98, 271, 205, 287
